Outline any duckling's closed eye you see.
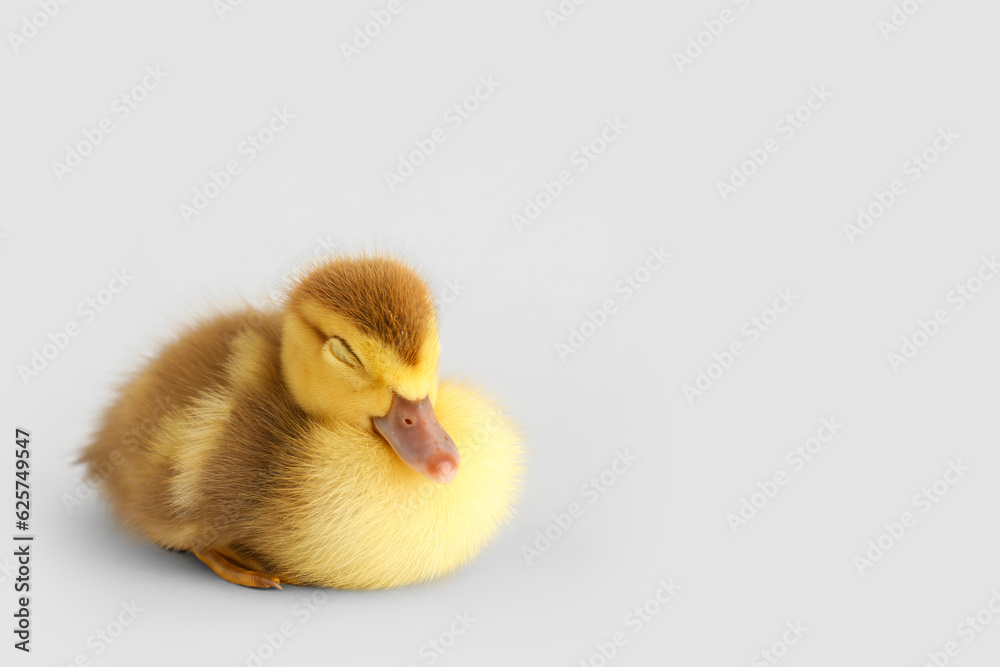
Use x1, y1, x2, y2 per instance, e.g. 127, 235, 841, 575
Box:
326, 336, 363, 369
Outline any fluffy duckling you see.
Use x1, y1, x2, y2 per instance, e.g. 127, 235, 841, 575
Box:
80, 253, 522, 590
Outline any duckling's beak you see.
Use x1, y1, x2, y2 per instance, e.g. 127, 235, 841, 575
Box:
373, 394, 459, 484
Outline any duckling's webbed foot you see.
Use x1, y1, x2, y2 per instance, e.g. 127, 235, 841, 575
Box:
194, 548, 282, 590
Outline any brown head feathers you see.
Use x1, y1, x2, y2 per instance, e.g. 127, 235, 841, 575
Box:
285, 253, 435, 366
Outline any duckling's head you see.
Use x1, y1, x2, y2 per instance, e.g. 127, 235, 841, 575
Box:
281, 254, 459, 484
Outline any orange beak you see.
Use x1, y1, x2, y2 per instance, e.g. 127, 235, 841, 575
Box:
373, 394, 459, 484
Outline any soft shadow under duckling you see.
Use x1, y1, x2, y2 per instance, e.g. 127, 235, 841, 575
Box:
80, 253, 523, 590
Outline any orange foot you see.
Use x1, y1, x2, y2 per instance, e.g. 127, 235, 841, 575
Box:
194, 548, 282, 590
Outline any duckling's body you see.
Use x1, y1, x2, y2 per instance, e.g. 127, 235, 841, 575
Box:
82, 256, 522, 589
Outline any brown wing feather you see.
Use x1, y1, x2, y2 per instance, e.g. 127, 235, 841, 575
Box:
79, 309, 307, 567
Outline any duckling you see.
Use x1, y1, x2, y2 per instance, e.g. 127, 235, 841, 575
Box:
80, 253, 523, 590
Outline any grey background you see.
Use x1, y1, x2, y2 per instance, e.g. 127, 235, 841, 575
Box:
3, 1, 1000, 665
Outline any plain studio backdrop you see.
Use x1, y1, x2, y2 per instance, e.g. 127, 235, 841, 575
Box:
2, 1, 1000, 665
